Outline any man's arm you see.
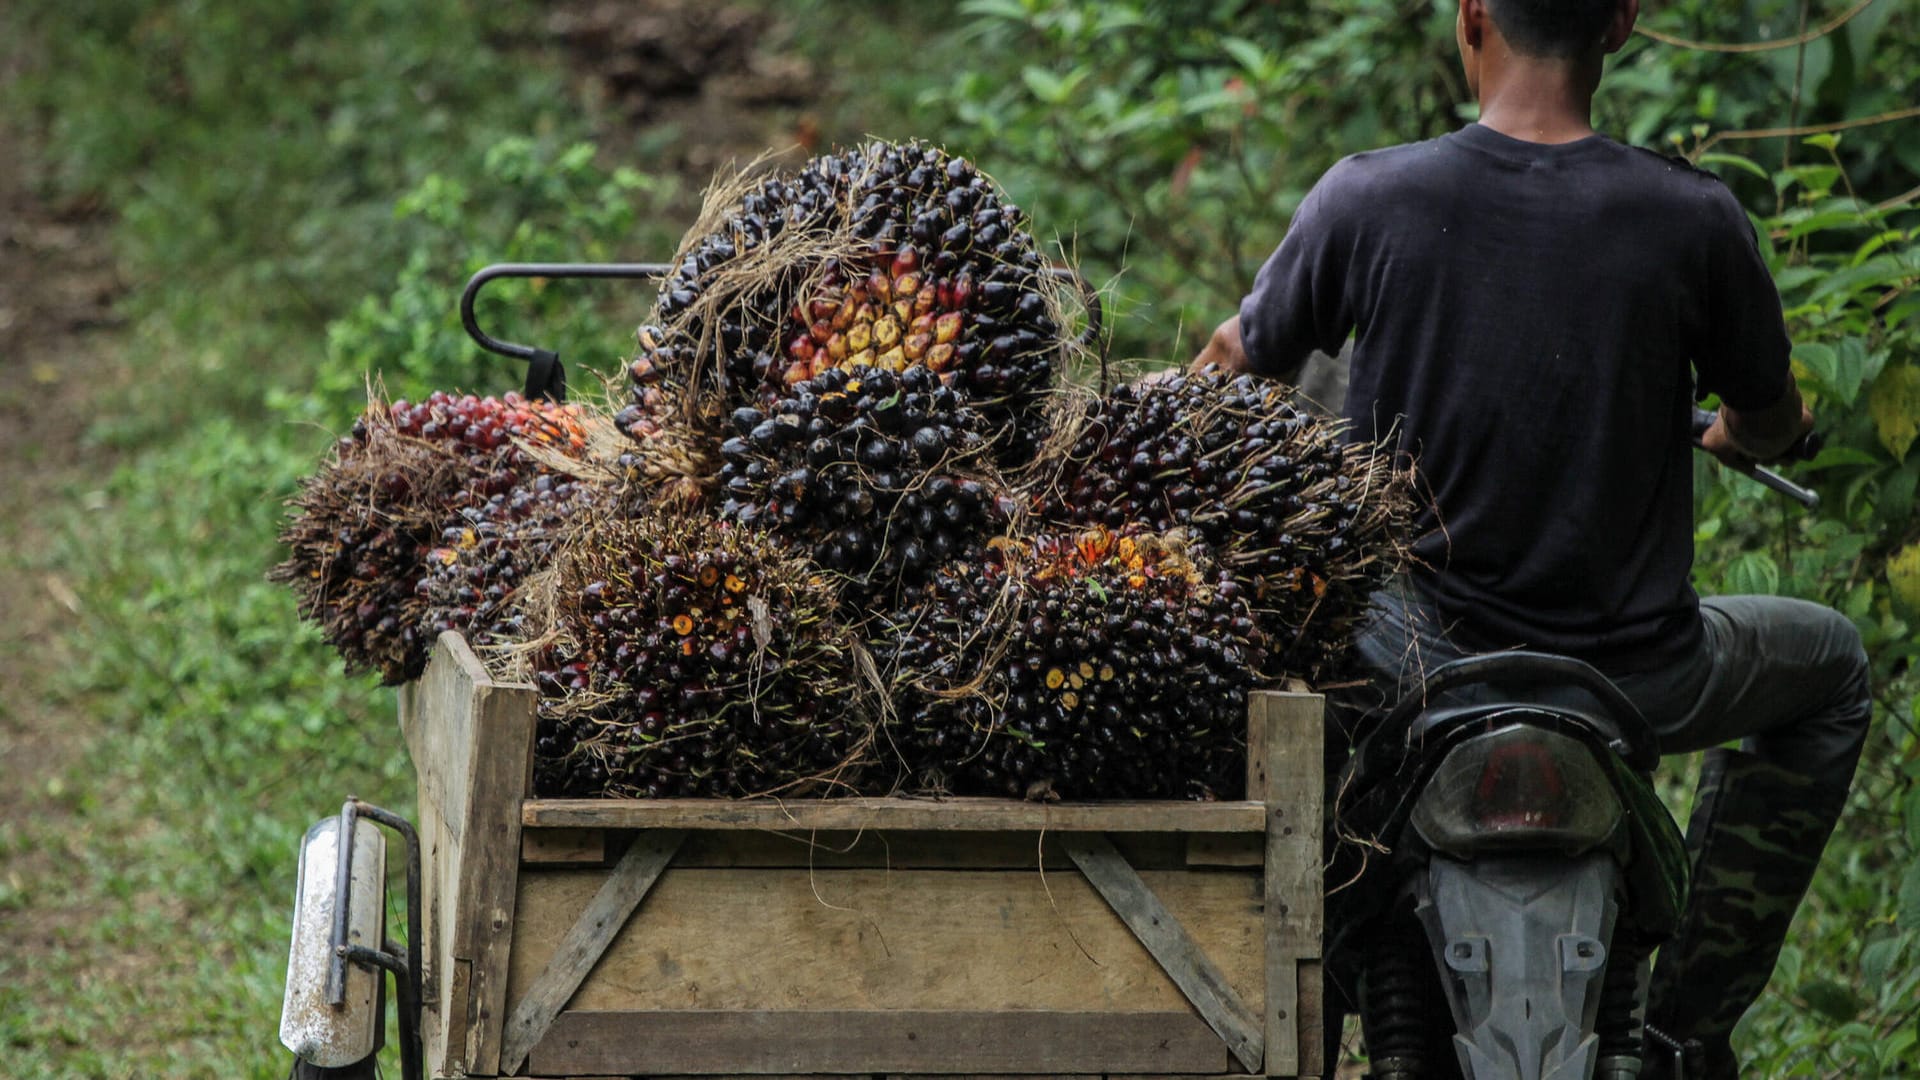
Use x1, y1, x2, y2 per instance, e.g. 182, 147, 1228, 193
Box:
1701, 382, 1814, 464
1192, 316, 1250, 373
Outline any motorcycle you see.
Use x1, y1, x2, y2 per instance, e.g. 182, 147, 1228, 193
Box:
1327, 413, 1820, 1080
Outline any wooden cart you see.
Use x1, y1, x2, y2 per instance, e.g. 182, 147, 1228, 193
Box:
400, 632, 1325, 1080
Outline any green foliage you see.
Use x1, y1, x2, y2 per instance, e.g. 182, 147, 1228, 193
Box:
931, 0, 1462, 359
292, 136, 672, 427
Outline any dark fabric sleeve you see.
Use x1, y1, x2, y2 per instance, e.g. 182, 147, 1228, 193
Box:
1694, 184, 1793, 410
1238, 172, 1356, 383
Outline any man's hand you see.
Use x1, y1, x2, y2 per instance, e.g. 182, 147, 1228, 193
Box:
1701, 383, 1814, 465
1192, 316, 1251, 374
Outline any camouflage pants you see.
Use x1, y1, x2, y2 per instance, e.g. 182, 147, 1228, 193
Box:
1332, 589, 1871, 1076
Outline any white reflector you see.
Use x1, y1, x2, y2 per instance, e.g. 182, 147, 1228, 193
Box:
280, 815, 386, 1066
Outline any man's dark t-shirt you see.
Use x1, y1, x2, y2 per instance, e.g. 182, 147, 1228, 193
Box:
1239, 123, 1791, 672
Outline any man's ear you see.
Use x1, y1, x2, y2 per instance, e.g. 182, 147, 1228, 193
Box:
1602, 0, 1639, 53
1458, 0, 1488, 50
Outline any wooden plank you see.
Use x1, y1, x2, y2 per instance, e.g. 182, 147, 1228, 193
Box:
526, 1009, 1232, 1075
1063, 833, 1264, 1074
398, 631, 539, 1077
504, 867, 1264, 1014
523, 796, 1267, 833
521, 827, 607, 866
667, 829, 1190, 870
499, 828, 688, 1076
1251, 690, 1324, 1078
1185, 833, 1264, 868
1298, 958, 1325, 1079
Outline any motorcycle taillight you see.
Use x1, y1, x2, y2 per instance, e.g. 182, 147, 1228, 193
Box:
1411, 723, 1623, 857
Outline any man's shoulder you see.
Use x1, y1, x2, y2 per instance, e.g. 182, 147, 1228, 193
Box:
1302, 137, 1452, 215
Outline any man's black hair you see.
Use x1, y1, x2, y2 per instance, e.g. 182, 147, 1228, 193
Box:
1486, 0, 1618, 58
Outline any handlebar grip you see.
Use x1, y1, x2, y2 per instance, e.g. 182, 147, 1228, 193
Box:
1690, 406, 1821, 462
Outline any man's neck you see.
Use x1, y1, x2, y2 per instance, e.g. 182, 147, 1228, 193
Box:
1475, 54, 1600, 145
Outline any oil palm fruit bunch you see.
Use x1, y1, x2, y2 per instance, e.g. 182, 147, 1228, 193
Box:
1037, 368, 1415, 680
274, 391, 593, 684
420, 472, 597, 652
528, 511, 866, 799
637, 140, 1064, 463
717, 364, 1007, 600
878, 528, 1265, 800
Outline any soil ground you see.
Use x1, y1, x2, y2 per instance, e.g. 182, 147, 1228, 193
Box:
0, 42, 133, 956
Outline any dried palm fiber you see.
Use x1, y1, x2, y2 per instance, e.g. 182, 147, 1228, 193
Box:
272, 389, 591, 684
617, 139, 1076, 469
520, 506, 870, 799
1032, 367, 1419, 682
870, 526, 1266, 801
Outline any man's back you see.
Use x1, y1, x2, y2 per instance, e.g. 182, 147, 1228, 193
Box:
1239, 122, 1790, 671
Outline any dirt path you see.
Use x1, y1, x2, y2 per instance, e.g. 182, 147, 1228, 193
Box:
0, 39, 132, 938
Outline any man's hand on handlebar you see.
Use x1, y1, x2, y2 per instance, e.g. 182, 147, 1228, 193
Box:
1697, 380, 1817, 466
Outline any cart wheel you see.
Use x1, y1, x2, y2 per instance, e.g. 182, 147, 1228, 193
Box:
289, 1055, 377, 1079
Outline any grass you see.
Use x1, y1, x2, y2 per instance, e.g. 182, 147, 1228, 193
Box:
0, 2, 961, 1074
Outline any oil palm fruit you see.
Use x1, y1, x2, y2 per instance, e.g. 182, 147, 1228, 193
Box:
421, 472, 597, 652
633, 140, 1064, 465
528, 510, 867, 799
273, 391, 592, 684
716, 363, 1008, 601
875, 528, 1265, 800
1036, 368, 1416, 680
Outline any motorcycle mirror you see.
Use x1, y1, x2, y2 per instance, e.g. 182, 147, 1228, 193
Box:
280, 814, 388, 1067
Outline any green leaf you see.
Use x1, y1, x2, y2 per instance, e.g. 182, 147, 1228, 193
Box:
1220, 37, 1269, 79
1899, 859, 1920, 933
1868, 364, 1920, 461
1798, 978, 1863, 1022
1020, 65, 1077, 104
1724, 551, 1781, 596
1860, 937, 1903, 988
1793, 342, 1839, 394
1807, 446, 1881, 470
1699, 151, 1770, 182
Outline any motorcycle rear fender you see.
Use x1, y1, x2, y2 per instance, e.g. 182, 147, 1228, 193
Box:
1416, 853, 1621, 1080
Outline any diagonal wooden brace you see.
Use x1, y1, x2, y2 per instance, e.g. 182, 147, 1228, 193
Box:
1063, 832, 1266, 1074
497, 829, 688, 1075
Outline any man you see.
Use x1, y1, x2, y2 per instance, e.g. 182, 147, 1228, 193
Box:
1196, 1, 1872, 1075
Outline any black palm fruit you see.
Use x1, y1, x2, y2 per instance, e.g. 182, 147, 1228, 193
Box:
273, 391, 592, 684
421, 471, 600, 652
631, 139, 1065, 466
716, 363, 1010, 604
1034, 368, 1417, 681
873, 527, 1266, 800
526, 510, 868, 799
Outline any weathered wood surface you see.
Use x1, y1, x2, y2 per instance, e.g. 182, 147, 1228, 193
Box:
398, 632, 538, 1078
503, 865, 1264, 1015
520, 827, 607, 866
499, 829, 687, 1075
1063, 832, 1265, 1073
525, 1010, 1233, 1076
523, 796, 1267, 833
531, 829, 1194, 871
1250, 690, 1326, 1078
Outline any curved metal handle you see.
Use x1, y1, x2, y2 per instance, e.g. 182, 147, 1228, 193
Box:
460, 263, 672, 401
1386, 650, 1659, 770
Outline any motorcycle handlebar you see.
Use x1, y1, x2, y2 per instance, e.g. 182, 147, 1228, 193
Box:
1689, 407, 1821, 510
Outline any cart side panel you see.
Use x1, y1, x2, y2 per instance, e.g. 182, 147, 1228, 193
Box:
506, 862, 1265, 1015
401, 632, 538, 1078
